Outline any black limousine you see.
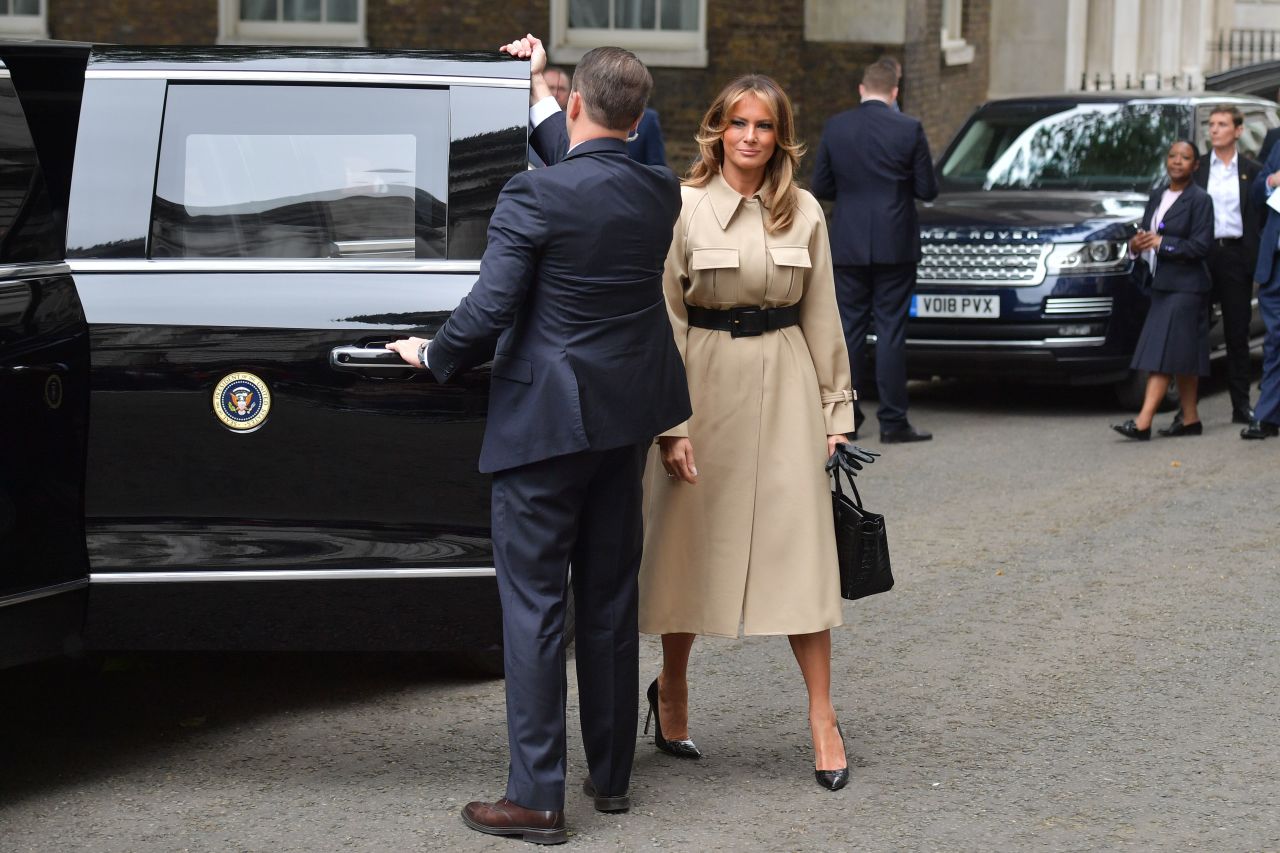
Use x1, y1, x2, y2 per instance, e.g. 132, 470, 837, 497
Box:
0, 42, 531, 671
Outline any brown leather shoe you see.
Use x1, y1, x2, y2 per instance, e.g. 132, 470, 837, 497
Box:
460, 798, 566, 845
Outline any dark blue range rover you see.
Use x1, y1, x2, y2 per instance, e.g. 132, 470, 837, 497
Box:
909, 93, 1275, 406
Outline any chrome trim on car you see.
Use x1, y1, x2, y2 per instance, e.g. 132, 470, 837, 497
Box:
906, 337, 1107, 347
90, 568, 497, 583
0, 262, 72, 278
1044, 297, 1114, 316
67, 258, 483, 274
0, 579, 88, 609
85, 69, 529, 89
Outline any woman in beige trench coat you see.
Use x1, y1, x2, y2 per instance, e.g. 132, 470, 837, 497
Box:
639, 74, 856, 790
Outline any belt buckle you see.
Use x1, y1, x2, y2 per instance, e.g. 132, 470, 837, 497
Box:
730, 307, 765, 338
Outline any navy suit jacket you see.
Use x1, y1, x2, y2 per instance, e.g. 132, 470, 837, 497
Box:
627, 107, 666, 167
1252, 144, 1280, 283
428, 120, 690, 473
1193, 150, 1263, 258
1136, 183, 1214, 295
810, 100, 938, 266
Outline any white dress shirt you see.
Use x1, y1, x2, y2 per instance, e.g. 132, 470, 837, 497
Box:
1206, 150, 1244, 239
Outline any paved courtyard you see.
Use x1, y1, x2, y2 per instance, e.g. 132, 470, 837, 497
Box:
2, 374, 1277, 852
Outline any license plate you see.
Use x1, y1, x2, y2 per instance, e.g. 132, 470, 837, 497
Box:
910, 294, 999, 319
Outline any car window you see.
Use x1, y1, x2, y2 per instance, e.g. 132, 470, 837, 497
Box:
1240, 107, 1270, 159
150, 84, 449, 260
938, 102, 1186, 192
0, 76, 57, 264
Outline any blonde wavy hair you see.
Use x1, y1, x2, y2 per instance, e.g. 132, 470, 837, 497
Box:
685, 74, 805, 233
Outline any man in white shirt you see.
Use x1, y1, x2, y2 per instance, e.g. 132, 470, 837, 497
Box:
1187, 105, 1263, 429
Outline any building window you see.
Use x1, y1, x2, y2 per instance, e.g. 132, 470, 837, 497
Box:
550, 0, 707, 68
940, 0, 974, 66
218, 0, 366, 46
0, 0, 47, 37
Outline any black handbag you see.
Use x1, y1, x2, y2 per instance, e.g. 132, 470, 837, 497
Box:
825, 444, 893, 601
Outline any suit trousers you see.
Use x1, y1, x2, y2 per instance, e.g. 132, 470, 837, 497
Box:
1207, 240, 1257, 414
1255, 260, 1280, 426
490, 442, 647, 811
834, 263, 916, 428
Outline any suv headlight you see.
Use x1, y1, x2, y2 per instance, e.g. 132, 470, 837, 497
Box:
1045, 241, 1130, 274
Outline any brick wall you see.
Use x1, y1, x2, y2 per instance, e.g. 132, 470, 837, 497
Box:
902, 0, 990, 159
43, 0, 989, 174
49, 0, 214, 43
367, 0, 550, 52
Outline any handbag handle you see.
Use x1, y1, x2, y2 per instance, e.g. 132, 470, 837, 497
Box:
826, 442, 877, 509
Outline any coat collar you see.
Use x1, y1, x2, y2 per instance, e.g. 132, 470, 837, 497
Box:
707, 171, 769, 230
563, 136, 630, 161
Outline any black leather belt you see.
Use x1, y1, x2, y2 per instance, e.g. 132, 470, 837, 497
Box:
685, 304, 801, 338
1215, 237, 1243, 246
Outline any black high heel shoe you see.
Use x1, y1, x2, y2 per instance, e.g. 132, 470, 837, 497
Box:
644, 679, 702, 759
814, 721, 849, 791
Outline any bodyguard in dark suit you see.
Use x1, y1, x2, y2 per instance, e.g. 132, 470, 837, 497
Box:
389, 38, 689, 842
626, 107, 666, 166
811, 57, 938, 443
1193, 105, 1262, 425
1113, 141, 1215, 440
1243, 135, 1280, 439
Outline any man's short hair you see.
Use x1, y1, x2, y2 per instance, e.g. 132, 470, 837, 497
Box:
877, 54, 902, 81
1211, 104, 1244, 128
572, 46, 652, 131
862, 58, 899, 96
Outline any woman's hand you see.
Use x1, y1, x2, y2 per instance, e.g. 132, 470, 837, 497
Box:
1130, 231, 1158, 254
827, 434, 848, 458
658, 436, 698, 484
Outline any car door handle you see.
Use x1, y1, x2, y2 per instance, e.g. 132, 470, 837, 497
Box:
329, 344, 419, 373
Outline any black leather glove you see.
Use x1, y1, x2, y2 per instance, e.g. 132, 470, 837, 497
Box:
824, 442, 879, 476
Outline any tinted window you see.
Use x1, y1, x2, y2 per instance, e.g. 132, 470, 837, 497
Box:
939, 102, 1187, 192
151, 84, 449, 260
0, 76, 57, 264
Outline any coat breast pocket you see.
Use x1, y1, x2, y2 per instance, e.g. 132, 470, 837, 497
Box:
767, 246, 812, 302
690, 247, 740, 306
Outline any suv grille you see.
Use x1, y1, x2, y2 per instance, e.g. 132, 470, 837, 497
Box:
919, 242, 1049, 286
1044, 297, 1113, 316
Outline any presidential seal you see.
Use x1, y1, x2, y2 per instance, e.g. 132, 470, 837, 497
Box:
213, 371, 271, 432
43, 374, 63, 410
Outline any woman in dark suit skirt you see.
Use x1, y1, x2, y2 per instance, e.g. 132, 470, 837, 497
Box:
1113, 140, 1215, 440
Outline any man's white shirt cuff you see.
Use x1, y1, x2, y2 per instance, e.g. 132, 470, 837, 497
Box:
530, 96, 560, 130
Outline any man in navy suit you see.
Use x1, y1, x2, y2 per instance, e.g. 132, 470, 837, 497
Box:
1245, 139, 1280, 439
626, 106, 666, 166
388, 36, 689, 842
812, 58, 938, 443
1190, 105, 1262, 427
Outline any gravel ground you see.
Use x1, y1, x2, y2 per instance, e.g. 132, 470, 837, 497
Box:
2, 375, 1277, 852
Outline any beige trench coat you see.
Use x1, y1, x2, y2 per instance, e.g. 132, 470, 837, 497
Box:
638, 173, 856, 638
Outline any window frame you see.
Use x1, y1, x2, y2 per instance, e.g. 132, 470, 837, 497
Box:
940, 0, 974, 66
549, 0, 708, 68
0, 0, 47, 37
217, 0, 367, 47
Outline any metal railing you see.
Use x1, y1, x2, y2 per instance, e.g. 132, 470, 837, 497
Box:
1210, 28, 1280, 72
1079, 72, 1201, 92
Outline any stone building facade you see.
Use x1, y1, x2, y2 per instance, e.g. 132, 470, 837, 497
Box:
9, 0, 990, 173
